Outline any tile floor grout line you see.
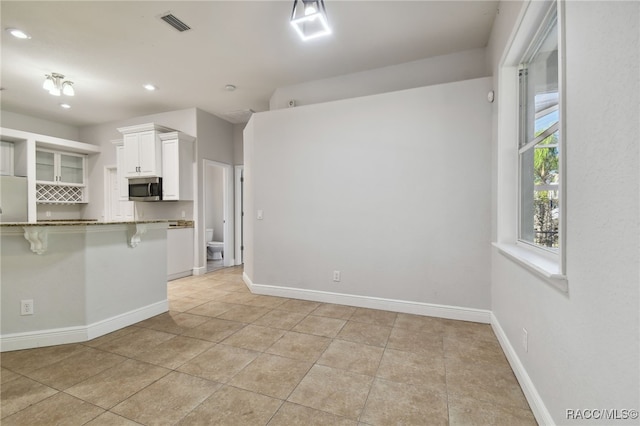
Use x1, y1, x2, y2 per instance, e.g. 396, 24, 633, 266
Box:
1, 267, 535, 425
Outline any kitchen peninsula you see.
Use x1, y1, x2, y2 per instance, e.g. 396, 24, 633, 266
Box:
0, 220, 169, 352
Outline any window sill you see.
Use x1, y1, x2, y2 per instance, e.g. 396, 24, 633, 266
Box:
492, 242, 568, 293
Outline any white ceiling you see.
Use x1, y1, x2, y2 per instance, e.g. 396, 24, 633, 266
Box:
0, 1, 498, 127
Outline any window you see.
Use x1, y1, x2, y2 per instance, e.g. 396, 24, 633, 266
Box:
518, 7, 560, 251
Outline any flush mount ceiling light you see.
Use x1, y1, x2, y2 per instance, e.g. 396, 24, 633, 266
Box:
225, 84, 236, 91
60, 103, 71, 109
143, 84, 158, 91
290, 0, 331, 41
6, 28, 31, 39
43, 73, 74, 97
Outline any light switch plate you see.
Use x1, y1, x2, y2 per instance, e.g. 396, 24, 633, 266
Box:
257, 210, 263, 220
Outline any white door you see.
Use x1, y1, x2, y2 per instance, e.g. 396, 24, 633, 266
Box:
106, 167, 134, 221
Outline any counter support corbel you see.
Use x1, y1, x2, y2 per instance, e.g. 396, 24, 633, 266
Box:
22, 226, 49, 255
128, 223, 148, 248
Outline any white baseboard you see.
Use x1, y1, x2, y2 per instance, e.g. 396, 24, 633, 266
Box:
0, 326, 87, 352
86, 300, 168, 340
491, 313, 554, 425
242, 273, 491, 323
1, 300, 168, 352
192, 266, 207, 276
168, 271, 193, 281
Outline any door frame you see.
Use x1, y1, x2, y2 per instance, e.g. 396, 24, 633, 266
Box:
202, 159, 234, 268
234, 165, 244, 265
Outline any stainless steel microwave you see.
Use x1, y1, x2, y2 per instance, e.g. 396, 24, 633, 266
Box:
129, 177, 162, 201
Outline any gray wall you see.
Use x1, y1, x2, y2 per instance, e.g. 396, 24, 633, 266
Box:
1, 226, 166, 338
269, 47, 489, 110
245, 77, 493, 309
488, 1, 639, 423
232, 123, 245, 166
0, 110, 80, 141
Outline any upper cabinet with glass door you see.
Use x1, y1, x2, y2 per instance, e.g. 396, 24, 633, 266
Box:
35, 149, 88, 203
36, 149, 86, 185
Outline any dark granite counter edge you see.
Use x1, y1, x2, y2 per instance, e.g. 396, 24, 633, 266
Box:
0, 220, 168, 227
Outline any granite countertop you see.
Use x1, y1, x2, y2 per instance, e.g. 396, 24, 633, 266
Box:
0, 220, 169, 227
168, 220, 194, 229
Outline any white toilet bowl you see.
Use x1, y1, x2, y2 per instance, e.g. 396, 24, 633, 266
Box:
205, 229, 224, 260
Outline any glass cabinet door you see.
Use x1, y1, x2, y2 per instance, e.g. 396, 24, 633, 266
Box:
59, 153, 84, 184
36, 151, 55, 182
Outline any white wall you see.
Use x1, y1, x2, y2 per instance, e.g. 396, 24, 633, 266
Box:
245, 77, 493, 312
489, 1, 639, 424
269, 48, 489, 110
36, 204, 82, 221
0, 110, 80, 141
243, 119, 255, 279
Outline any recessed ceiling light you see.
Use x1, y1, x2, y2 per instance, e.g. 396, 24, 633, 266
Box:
6, 28, 31, 39
143, 84, 158, 91
60, 103, 71, 109
225, 84, 236, 91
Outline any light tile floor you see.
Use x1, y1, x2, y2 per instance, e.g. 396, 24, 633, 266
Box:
1, 266, 537, 425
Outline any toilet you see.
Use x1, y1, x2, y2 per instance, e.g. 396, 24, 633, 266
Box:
205, 229, 224, 260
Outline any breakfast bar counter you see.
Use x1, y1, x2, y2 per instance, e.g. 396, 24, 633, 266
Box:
0, 220, 170, 351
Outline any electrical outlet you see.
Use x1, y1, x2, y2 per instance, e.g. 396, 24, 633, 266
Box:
333, 270, 341, 282
45, 211, 51, 218
522, 328, 528, 352
21, 299, 34, 316
181, 210, 186, 218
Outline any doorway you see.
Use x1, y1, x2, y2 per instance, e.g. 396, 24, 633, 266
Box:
202, 160, 234, 272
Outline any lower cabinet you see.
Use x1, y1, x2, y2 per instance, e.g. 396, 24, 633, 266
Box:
167, 227, 194, 280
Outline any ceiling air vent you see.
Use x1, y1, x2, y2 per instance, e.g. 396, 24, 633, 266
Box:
160, 13, 191, 32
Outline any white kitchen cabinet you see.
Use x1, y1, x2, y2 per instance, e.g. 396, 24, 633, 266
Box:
160, 131, 195, 201
123, 131, 160, 178
117, 123, 174, 178
36, 149, 86, 185
167, 227, 194, 280
35, 148, 88, 203
0, 141, 14, 176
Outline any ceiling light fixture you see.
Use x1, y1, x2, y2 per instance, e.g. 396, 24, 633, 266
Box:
7, 28, 31, 39
225, 84, 236, 91
43, 73, 74, 97
60, 103, 71, 109
143, 84, 158, 91
290, 0, 331, 41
